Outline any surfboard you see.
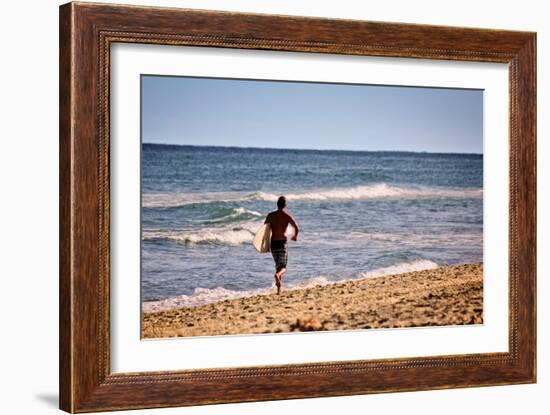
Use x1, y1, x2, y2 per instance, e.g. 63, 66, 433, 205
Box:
253, 223, 271, 253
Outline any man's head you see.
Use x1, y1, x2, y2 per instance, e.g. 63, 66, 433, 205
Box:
277, 196, 287, 210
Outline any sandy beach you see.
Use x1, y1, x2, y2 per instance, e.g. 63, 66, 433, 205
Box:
142, 263, 483, 339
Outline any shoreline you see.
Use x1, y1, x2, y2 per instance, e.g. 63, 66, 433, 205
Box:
142, 263, 483, 339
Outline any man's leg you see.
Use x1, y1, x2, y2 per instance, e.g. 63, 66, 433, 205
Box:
274, 270, 281, 294
272, 242, 288, 295
275, 267, 286, 294
276, 244, 288, 294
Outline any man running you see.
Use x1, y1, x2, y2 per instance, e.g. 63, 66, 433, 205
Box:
264, 196, 300, 294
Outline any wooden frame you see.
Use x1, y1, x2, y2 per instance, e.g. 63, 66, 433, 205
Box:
59, 2, 536, 412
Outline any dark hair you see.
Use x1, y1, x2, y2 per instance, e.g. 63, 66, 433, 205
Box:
277, 196, 287, 210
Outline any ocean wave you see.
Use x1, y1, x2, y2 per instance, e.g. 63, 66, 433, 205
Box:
357, 259, 438, 278
142, 191, 264, 209
142, 221, 260, 246
283, 184, 481, 202
142, 259, 439, 312
206, 207, 262, 224
142, 183, 482, 208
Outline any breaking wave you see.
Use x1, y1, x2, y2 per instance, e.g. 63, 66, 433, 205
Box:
142, 221, 260, 246
142, 183, 482, 208
357, 259, 438, 278
206, 207, 262, 224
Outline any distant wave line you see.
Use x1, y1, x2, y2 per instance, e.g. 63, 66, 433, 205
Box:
142, 183, 483, 208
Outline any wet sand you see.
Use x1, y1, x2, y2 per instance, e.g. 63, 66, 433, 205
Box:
142, 263, 483, 339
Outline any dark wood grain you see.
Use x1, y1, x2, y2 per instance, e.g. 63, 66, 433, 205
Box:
59, 3, 73, 411
59, 2, 536, 412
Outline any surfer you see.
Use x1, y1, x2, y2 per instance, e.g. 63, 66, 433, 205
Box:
264, 196, 300, 294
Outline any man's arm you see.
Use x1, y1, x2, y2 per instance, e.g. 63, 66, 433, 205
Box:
287, 213, 300, 241
264, 212, 272, 225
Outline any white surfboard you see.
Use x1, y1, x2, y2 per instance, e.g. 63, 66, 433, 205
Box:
252, 223, 271, 253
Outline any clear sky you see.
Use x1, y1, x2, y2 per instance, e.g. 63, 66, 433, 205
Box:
142, 75, 483, 154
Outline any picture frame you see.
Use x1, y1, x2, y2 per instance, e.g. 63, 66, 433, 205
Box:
59, 2, 536, 412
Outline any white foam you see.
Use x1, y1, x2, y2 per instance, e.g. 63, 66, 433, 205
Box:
358, 259, 439, 278
142, 191, 263, 208
142, 184, 482, 209
142, 259, 440, 312
143, 286, 271, 312
142, 221, 261, 246
207, 207, 262, 223
283, 184, 482, 202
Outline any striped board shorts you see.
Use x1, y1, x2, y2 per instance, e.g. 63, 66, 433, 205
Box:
270, 240, 288, 272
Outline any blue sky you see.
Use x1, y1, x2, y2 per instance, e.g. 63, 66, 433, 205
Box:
142, 75, 483, 154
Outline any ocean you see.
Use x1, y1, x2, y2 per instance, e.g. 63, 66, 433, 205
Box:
141, 144, 483, 312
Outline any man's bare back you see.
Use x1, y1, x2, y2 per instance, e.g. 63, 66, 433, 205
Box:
265, 209, 299, 241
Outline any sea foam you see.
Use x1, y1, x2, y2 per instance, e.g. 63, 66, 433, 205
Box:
142, 221, 260, 246
206, 207, 262, 223
142, 183, 482, 209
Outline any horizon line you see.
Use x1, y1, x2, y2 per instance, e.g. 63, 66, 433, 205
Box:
142, 142, 483, 156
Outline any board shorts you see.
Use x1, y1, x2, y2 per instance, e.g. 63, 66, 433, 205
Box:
270, 239, 288, 272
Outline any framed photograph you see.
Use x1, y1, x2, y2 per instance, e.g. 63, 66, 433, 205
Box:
59, 2, 536, 412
